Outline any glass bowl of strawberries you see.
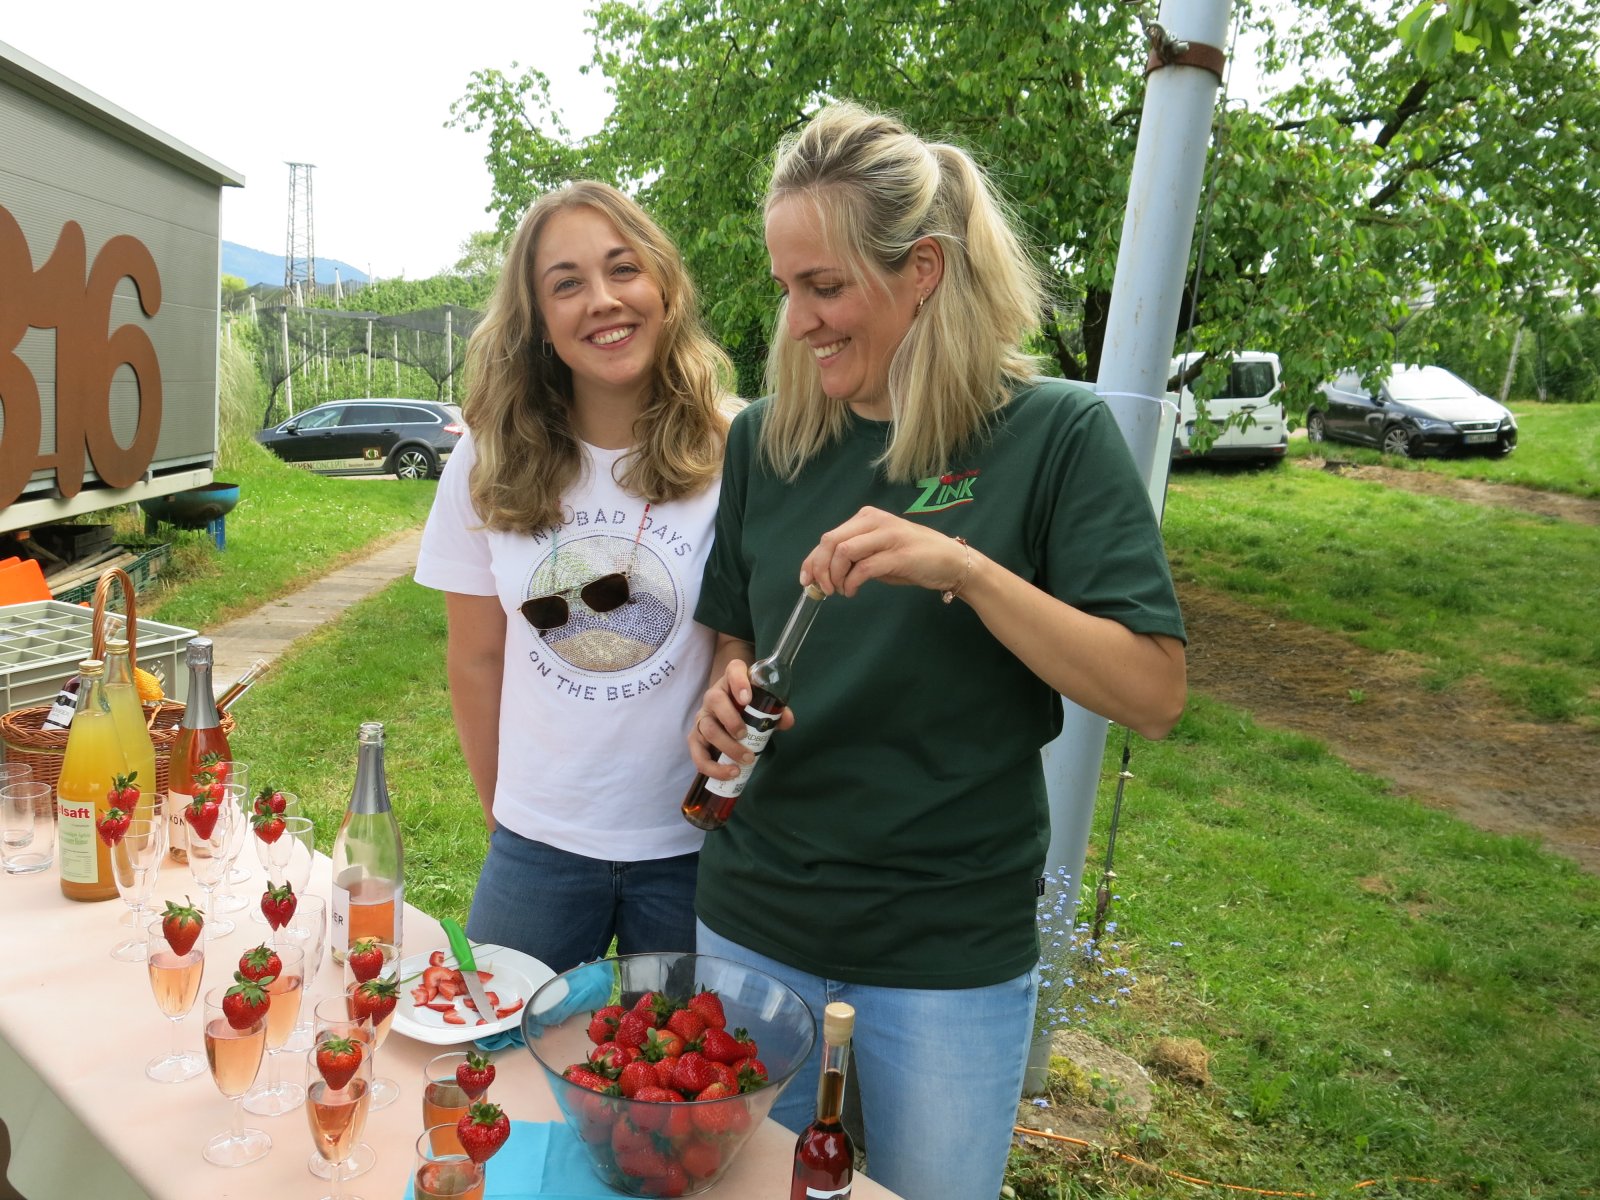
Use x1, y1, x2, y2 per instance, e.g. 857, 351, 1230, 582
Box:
522, 952, 815, 1196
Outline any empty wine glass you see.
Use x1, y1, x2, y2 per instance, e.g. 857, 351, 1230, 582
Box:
110, 816, 165, 960
277, 894, 327, 1051
307, 995, 376, 1181
185, 797, 235, 939
214, 775, 253, 914
145, 911, 205, 1083
243, 944, 306, 1116
251, 813, 313, 924
200, 982, 271, 1166
305, 1033, 373, 1200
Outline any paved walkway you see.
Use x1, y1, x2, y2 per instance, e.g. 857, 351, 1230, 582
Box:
207, 528, 423, 687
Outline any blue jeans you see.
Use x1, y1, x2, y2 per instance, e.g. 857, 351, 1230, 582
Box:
696, 920, 1037, 1200
466, 826, 698, 974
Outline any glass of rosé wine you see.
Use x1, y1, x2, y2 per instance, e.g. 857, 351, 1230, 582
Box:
307, 995, 376, 1182
200, 980, 272, 1166
144, 911, 205, 1083
414, 1125, 485, 1200
343, 939, 400, 1111
306, 1033, 374, 1200
276, 894, 326, 1050
243, 943, 306, 1116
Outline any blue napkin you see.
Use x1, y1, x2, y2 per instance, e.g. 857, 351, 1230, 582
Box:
406, 1120, 614, 1199
520, 960, 614, 1041
474, 1024, 525, 1052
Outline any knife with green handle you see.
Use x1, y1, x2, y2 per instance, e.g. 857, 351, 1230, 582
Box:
441, 917, 496, 1022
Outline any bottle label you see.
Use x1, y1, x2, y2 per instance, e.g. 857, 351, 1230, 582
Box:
331, 881, 349, 950
802, 1186, 852, 1199
702, 705, 780, 799
42, 691, 78, 730
167, 789, 190, 858
57, 796, 98, 884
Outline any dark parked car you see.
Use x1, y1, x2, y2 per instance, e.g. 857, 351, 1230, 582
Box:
1307, 366, 1517, 458
255, 399, 463, 479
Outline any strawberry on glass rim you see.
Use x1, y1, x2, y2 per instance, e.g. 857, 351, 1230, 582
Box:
315, 1035, 363, 1091
238, 944, 282, 983
222, 972, 273, 1030
161, 897, 205, 956
251, 807, 286, 844
254, 784, 288, 816
455, 1100, 510, 1164
260, 882, 298, 930
95, 806, 132, 848
346, 937, 387, 984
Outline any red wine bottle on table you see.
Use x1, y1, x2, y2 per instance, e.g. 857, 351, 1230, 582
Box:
167, 639, 230, 865
681, 584, 825, 831
791, 1002, 856, 1199
331, 721, 404, 963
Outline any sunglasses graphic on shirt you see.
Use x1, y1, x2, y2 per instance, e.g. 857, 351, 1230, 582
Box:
520, 505, 649, 633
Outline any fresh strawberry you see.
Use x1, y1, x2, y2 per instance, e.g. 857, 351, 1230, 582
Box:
734, 1058, 769, 1091
253, 784, 288, 815
687, 988, 726, 1031
160, 897, 204, 956
587, 1004, 625, 1045
455, 1051, 495, 1101
108, 772, 141, 811
678, 1137, 722, 1181
346, 937, 386, 983
221, 972, 272, 1030
260, 882, 297, 929
315, 1035, 362, 1090
238, 944, 282, 983
588, 1041, 634, 1075
95, 806, 132, 848
562, 1064, 611, 1093
642, 1026, 686, 1060
670, 1051, 716, 1096
654, 1162, 690, 1195
652, 1055, 681, 1090
699, 1028, 744, 1064
691, 1086, 746, 1135
617, 1059, 658, 1098
455, 1101, 510, 1164
708, 1060, 739, 1092
350, 977, 399, 1026
665, 1007, 707, 1045
183, 794, 220, 840
250, 807, 285, 843
631, 990, 672, 1028
613, 1010, 651, 1051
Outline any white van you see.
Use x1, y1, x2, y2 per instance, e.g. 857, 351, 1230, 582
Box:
1169, 350, 1287, 464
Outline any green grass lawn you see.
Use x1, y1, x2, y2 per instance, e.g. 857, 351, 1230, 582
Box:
1163, 464, 1600, 724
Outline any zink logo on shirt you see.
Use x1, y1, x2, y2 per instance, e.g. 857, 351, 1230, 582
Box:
905, 468, 980, 514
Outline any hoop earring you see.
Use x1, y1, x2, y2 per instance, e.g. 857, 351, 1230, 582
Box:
915, 293, 928, 316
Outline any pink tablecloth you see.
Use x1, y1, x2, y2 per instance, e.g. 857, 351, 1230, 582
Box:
0, 848, 900, 1199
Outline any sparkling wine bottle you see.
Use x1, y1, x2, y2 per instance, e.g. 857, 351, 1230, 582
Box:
330, 721, 404, 963
167, 639, 231, 865
681, 584, 825, 832
216, 657, 270, 711
790, 1002, 856, 1199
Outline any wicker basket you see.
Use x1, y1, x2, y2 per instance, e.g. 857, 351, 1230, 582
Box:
0, 568, 236, 793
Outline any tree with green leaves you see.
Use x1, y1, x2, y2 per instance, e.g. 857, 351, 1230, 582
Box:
453, 0, 1598, 407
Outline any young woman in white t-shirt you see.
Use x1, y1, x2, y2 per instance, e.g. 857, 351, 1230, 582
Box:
415, 181, 734, 972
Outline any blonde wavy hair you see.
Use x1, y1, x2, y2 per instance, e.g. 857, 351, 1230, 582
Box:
463, 181, 733, 532
762, 103, 1045, 482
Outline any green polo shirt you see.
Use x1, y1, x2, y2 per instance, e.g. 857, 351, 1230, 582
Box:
694, 379, 1185, 988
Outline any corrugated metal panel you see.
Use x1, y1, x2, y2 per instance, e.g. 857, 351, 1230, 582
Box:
1, 75, 228, 504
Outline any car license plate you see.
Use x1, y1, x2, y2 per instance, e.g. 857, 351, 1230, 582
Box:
1464, 432, 1496, 444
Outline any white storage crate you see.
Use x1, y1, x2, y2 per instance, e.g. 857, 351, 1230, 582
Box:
0, 601, 198, 711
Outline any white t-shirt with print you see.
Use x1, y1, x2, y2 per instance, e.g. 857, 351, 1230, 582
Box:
414, 431, 717, 860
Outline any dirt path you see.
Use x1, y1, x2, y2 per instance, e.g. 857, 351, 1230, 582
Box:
1296, 456, 1600, 524
1184, 542, 1600, 873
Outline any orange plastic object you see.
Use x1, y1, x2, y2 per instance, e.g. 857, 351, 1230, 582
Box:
0, 558, 51, 603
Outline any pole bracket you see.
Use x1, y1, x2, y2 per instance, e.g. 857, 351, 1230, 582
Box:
1144, 23, 1226, 80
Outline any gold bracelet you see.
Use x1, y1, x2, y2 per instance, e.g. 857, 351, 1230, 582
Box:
941, 536, 971, 604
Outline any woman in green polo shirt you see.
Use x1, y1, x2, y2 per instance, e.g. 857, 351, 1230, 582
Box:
689, 102, 1187, 1200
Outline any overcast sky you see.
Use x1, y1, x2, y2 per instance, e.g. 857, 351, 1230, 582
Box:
4, 1, 614, 279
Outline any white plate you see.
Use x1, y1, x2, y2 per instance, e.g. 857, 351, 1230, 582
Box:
389, 943, 554, 1046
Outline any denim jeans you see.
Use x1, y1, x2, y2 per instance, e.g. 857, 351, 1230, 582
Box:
696, 920, 1037, 1200
465, 825, 698, 974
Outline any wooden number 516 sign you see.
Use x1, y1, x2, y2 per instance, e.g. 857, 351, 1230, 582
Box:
0, 203, 164, 510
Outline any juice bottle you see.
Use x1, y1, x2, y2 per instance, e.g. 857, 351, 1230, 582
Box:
103, 637, 159, 830
168, 638, 230, 864
58, 659, 127, 902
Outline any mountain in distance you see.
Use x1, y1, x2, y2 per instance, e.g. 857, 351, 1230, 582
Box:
222, 241, 370, 287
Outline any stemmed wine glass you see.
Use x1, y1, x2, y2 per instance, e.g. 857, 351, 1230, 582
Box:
306, 1034, 374, 1200
109, 817, 165, 960
345, 940, 400, 1111
278, 894, 327, 1052
200, 981, 272, 1166
415, 1125, 485, 1200
213, 770, 253, 914
186, 796, 235, 939
252, 812, 313, 924
144, 912, 205, 1083
242, 944, 306, 1116
307, 996, 376, 1181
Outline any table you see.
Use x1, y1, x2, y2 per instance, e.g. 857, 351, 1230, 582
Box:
0, 846, 902, 1199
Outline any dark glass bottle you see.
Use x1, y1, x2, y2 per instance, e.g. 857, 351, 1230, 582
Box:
681, 584, 825, 831
790, 1002, 856, 1199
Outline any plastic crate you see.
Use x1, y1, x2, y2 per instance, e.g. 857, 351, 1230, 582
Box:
0, 600, 198, 712
52, 542, 173, 606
